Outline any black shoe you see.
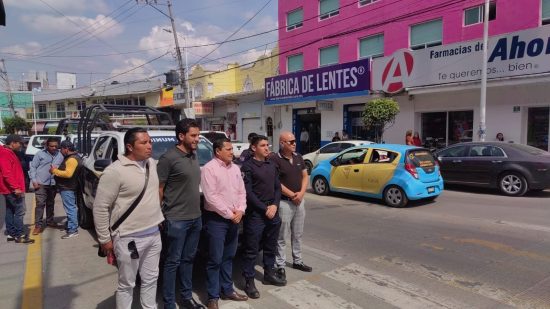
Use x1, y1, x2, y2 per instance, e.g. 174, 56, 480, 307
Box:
244, 278, 260, 299
264, 268, 287, 286
14, 235, 35, 244
7, 235, 15, 242
276, 267, 286, 281
293, 262, 313, 272
181, 297, 204, 309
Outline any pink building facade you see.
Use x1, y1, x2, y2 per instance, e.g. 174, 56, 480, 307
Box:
268, 0, 550, 152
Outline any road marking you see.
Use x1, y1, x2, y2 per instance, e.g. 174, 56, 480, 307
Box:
22, 197, 42, 309
220, 302, 254, 309
324, 263, 465, 309
496, 220, 550, 233
302, 244, 342, 261
451, 238, 550, 262
371, 256, 515, 306
269, 279, 363, 309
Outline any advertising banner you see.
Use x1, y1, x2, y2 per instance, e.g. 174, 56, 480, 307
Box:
0, 92, 33, 109
193, 101, 213, 116
372, 25, 550, 93
265, 59, 370, 105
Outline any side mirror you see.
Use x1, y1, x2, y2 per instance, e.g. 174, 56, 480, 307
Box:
330, 158, 339, 167
94, 159, 112, 172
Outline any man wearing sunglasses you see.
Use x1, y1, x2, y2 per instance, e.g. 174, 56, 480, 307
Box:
270, 131, 312, 281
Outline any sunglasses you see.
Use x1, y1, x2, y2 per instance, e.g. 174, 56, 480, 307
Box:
128, 241, 139, 259
283, 140, 296, 145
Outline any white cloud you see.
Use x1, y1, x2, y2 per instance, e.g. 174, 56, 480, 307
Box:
22, 14, 124, 39
109, 58, 158, 82
4, 0, 109, 14
0, 42, 43, 58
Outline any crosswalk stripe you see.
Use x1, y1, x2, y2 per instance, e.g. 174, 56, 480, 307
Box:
219, 302, 254, 309
324, 263, 466, 309
269, 279, 363, 309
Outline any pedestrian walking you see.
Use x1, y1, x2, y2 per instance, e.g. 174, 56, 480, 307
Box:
270, 131, 312, 282
157, 119, 204, 309
50, 140, 82, 239
332, 132, 341, 142
413, 132, 422, 147
241, 135, 286, 300
405, 130, 414, 145
93, 128, 164, 309
29, 137, 63, 235
0, 134, 35, 244
239, 132, 258, 163
201, 138, 248, 309
299, 127, 309, 154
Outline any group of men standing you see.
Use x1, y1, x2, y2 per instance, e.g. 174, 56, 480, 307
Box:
1, 135, 83, 244
93, 119, 312, 309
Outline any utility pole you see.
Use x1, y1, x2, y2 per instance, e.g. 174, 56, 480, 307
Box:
0, 59, 16, 116
479, 0, 490, 142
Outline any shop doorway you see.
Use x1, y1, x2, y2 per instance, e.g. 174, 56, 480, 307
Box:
421, 110, 473, 149
293, 108, 320, 154
527, 107, 549, 151
344, 105, 376, 141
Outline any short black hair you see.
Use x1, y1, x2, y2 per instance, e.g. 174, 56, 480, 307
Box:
175, 119, 200, 142
46, 137, 59, 146
250, 135, 268, 146
124, 127, 148, 155
213, 137, 231, 153
247, 132, 258, 142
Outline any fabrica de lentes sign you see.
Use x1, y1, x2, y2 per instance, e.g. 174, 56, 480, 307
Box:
372, 24, 550, 93
265, 59, 370, 105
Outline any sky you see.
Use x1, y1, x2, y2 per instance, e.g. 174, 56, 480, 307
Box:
0, 0, 278, 89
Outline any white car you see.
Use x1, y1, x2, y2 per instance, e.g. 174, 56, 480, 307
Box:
303, 140, 374, 174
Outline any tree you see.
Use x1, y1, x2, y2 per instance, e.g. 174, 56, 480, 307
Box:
3, 116, 30, 134
362, 98, 400, 143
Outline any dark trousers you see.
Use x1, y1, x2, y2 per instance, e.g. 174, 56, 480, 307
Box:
162, 217, 202, 309
241, 211, 281, 279
34, 185, 56, 227
205, 212, 239, 300
4, 194, 26, 238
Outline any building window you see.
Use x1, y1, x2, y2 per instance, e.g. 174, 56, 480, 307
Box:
319, 45, 339, 66
193, 83, 203, 100
207, 82, 214, 92
543, 0, 550, 25
359, 33, 384, 59
287, 54, 304, 73
320, 0, 339, 20
464, 2, 496, 26
410, 19, 442, 50
266, 117, 273, 139
287, 8, 303, 31
56, 102, 65, 118
38, 104, 47, 119
243, 76, 253, 91
77, 101, 86, 111
359, 0, 379, 6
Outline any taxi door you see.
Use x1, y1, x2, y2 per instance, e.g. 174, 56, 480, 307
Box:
330, 148, 369, 192
361, 149, 399, 194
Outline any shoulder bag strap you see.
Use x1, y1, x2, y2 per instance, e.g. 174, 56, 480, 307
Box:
110, 162, 150, 232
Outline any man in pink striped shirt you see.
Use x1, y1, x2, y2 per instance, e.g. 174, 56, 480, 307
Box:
201, 137, 248, 309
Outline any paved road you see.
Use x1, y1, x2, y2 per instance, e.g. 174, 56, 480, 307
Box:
2, 186, 550, 308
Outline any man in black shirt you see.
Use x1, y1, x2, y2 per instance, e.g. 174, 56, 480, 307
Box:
240, 135, 286, 299
238, 132, 257, 163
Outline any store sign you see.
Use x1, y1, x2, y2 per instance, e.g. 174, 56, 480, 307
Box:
265, 59, 370, 105
316, 100, 333, 111
193, 101, 213, 116
0, 92, 33, 108
373, 25, 550, 93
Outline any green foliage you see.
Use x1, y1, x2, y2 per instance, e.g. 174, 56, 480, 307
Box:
3, 116, 30, 134
47, 127, 57, 134
362, 98, 400, 143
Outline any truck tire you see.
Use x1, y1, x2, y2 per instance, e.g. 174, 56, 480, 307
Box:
77, 190, 94, 229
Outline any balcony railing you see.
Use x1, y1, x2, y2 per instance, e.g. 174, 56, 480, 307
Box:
28, 110, 81, 120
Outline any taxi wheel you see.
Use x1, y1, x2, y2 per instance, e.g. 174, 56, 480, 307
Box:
313, 176, 329, 195
384, 185, 408, 208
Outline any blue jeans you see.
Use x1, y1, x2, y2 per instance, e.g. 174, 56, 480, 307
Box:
162, 217, 202, 309
204, 212, 239, 300
59, 190, 78, 233
4, 194, 26, 238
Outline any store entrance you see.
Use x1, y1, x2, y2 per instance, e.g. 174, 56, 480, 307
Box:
421, 110, 473, 149
294, 109, 321, 154
527, 107, 549, 151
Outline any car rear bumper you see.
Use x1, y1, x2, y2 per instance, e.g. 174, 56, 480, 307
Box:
405, 179, 444, 200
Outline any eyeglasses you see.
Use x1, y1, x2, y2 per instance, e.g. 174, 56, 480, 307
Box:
128, 241, 139, 259
283, 140, 296, 145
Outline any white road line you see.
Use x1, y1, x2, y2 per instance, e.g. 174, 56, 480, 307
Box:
302, 244, 342, 260
269, 280, 363, 309
496, 220, 550, 233
371, 256, 515, 306
219, 302, 254, 309
324, 263, 465, 309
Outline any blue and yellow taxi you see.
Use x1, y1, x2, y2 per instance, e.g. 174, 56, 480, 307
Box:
310, 144, 443, 207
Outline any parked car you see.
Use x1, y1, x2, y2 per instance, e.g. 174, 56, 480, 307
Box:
435, 142, 550, 196
310, 144, 443, 207
25, 134, 63, 162
200, 130, 228, 143
78, 131, 213, 229
303, 140, 374, 174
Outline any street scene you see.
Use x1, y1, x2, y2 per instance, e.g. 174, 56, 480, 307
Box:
2, 0, 550, 309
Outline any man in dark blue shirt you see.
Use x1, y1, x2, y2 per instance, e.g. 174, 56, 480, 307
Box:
240, 135, 286, 299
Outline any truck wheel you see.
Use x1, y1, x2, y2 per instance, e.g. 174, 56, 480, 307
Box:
77, 191, 94, 229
